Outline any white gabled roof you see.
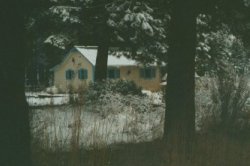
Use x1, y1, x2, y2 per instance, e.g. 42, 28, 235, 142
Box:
75, 46, 138, 66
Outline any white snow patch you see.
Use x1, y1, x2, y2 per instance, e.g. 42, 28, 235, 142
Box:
49, 6, 81, 23
44, 35, 68, 49
75, 46, 138, 66
142, 90, 163, 105
26, 92, 70, 107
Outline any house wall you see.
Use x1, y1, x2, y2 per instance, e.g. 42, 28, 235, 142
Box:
53, 50, 162, 92
118, 66, 162, 91
54, 51, 94, 92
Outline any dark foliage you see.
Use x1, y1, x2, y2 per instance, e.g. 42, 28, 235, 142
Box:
85, 80, 143, 101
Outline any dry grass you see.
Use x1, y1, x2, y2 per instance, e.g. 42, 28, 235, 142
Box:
31, 130, 250, 166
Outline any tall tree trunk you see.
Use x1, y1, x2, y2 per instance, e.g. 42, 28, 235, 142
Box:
0, 2, 31, 166
164, 1, 197, 165
94, 44, 109, 82
91, 0, 110, 82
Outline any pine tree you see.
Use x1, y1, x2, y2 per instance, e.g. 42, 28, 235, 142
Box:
0, 1, 31, 165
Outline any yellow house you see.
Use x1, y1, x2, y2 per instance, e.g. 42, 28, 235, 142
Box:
50, 46, 162, 92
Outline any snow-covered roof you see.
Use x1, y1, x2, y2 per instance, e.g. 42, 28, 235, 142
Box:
75, 46, 138, 66
50, 46, 159, 72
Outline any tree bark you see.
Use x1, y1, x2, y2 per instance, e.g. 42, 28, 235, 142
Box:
94, 44, 109, 82
0, 2, 31, 166
164, 1, 197, 165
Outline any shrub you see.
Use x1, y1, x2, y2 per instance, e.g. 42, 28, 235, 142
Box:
210, 70, 250, 131
195, 70, 250, 134
112, 80, 143, 95
84, 80, 143, 103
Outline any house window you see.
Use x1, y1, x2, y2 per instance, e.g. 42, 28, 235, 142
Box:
107, 68, 120, 79
140, 67, 156, 79
78, 68, 88, 80
65, 69, 74, 80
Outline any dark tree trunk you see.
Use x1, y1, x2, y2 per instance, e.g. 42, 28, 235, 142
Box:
164, 1, 197, 165
0, 2, 31, 166
94, 44, 109, 82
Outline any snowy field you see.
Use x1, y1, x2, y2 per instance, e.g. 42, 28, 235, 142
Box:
28, 80, 250, 151
30, 91, 165, 150
26, 90, 162, 107
31, 105, 165, 150
26, 92, 70, 106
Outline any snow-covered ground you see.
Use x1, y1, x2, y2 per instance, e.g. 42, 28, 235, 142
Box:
26, 92, 70, 106
26, 90, 163, 107
142, 90, 163, 105
31, 104, 165, 150
29, 90, 165, 150
29, 81, 250, 151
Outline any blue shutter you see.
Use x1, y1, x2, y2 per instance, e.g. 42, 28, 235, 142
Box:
107, 68, 119, 79
83, 69, 88, 79
66, 69, 74, 80
108, 68, 113, 79
78, 69, 83, 79
151, 68, 156, 78
78, 69, 81, 79
66, 70, 70, 80
65, 70, 68, 80
78, 69, 87, 80
145, 68, 150, 79
70, 70, 74, 79
140, 68, 145, 78
115, 68, 120, 79
107, 68, 111, 78
78, 69, 80, 79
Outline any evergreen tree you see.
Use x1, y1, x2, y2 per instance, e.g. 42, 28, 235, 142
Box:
163, 1, 197, 165
0, 1, 32, 165
163, 0, 250, 165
